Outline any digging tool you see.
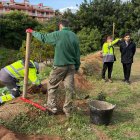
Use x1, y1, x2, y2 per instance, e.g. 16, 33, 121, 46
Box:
20, 32, 53, 113
113, 22, 115, 39
20, 97, 53, 112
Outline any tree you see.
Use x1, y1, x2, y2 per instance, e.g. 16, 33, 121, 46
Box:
78, 27, 101, 55
0, 11, 40, 49
55, 10, 62, 17
62, 0, 140, 37
18, 22, 57, 62
18, 39, 54, 62
62, 9, 80, 32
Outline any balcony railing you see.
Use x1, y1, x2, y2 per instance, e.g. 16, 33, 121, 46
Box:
27, 12, 54, 18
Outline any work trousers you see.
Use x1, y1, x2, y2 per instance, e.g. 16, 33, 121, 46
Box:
102, 62, 114, 79
122, 63, 132, 81
0, 69, 21, 97
47, 65, 75, 114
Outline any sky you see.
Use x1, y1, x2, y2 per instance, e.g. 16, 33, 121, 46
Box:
14, 0, 128, 10
14, 0, 83, 9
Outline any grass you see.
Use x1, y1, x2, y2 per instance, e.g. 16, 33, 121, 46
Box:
0, 111, 97, 140
88, 48, 140, 140
0, 48, 140, 140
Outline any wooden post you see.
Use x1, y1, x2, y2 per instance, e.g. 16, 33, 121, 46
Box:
113, 22, 115, 39
22, 33, 32, 98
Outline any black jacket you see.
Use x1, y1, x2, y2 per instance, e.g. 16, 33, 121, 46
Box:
119, 41, 136, 63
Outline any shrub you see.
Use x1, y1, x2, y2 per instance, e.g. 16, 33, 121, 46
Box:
77, 27, 101, 55
131, 30, 140, 48
0, 11, 40, 50
18, 38, 54, 62
0, 48, 18, 68
82, 61, 101, 76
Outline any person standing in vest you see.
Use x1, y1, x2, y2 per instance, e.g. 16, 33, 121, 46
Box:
119, 33, 136, 84
26, 19, 80, 117
102, 36, 120, 82
0, 60, 41, 104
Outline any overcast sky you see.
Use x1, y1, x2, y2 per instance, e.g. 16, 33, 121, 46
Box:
14, 0, 129, 10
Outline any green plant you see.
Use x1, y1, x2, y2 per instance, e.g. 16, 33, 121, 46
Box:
18, 39, 54, 62
82, 61, 101, 76
78, 27, 101, 55
38, 67, 52, 80
131, 30, 140, 48
97, 92, 106, 101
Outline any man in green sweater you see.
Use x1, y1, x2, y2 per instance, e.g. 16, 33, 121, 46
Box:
26, 19, 80, 117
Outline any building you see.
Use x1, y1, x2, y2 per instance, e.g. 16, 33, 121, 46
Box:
0, 0, 55, 22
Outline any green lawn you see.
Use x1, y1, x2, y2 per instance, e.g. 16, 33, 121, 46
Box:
89, 48, 140, 140
0, 48, 140, 140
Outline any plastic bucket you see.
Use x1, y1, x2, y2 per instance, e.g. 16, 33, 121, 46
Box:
89, 100, 116, 125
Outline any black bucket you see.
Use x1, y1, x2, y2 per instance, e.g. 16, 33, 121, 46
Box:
89, 100, 116, 125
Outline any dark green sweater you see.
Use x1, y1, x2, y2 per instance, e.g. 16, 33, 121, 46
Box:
32, 28, 80, 70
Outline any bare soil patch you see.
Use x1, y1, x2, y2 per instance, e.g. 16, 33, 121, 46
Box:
92, 126, 112, 140
0, 126, 61, 140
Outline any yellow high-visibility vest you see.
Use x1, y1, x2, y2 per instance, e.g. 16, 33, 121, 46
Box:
4, 60, 40, 85
102, 38, 120, 56
0, 94, 15, 103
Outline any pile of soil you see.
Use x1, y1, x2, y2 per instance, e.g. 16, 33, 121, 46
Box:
40, 72, 92, 92
81, 51, 102, 63
0, 126, 61, 140
74, 73, 92, 90
80, 51, 102, 75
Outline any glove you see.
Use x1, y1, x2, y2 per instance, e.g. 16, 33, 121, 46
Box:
38, 84, 43, 88
39, 84, 47, 94
27, 85, 39, 94
27, 84, 46, 94
26, 28, 33, 33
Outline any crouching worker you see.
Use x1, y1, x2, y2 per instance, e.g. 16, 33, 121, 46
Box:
0, 60, 42, 104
